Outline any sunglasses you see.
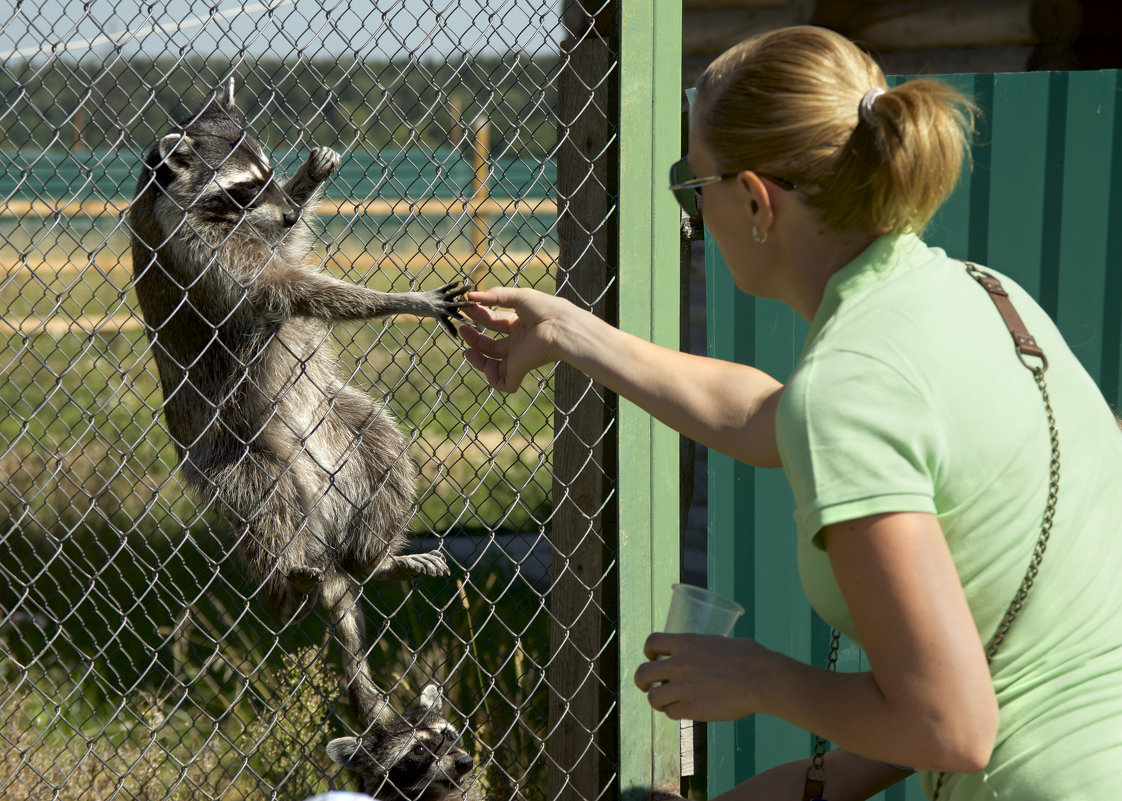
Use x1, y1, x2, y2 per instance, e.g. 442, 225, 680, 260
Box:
668, 155, 797, 218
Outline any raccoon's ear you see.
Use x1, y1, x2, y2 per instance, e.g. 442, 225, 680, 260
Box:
158, 133, 197, 173
418, 684, 443, 713
326, 736, 364, 768
218, 77, 236, 110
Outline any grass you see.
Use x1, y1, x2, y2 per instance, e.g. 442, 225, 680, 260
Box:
0, 213, 561, 800
0, 533, 551, 801
0, 214, 558, 537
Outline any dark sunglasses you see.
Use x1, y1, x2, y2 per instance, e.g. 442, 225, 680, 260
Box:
668, 155, 797, 218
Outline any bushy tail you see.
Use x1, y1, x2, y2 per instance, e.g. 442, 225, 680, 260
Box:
320, 573, 382, 731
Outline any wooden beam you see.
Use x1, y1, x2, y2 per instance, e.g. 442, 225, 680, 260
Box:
3, 250, 557, 279
813, 0, 1083, 51
0, 196, 558, 221
548, 26, 617, 801
682, 5, 815, 57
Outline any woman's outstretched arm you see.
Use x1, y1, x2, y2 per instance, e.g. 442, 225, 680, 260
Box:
460, 286, 785, 468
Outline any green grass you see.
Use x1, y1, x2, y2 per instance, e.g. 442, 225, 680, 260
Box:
1, 220, 560, 799
0, 565, 552, 798
0, 221, 557, 536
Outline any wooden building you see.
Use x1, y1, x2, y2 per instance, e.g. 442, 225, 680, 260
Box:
683, 0, 1122, 85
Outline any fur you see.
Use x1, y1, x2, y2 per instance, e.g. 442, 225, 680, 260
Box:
129, 79, 469, 729
327, 684, 484, 801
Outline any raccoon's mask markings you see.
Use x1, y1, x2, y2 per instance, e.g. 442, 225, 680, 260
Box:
327, 685, 478, 801
148, 98, 300, 248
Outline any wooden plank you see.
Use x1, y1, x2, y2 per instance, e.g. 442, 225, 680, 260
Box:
548, 29, 617, 801
3, 250, 557, 279
0, 196, 558, 220
618, 0, 682, 798
813, 0, 1082, 50
875, 45, 1035, 75
682, 6, 814, 58
683, 0, 787, 10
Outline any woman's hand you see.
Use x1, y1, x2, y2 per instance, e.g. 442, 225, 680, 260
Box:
634, 633, 784, 722
459, 287, 580, 393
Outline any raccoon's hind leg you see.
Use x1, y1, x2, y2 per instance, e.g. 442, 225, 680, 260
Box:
333, 391, 452, 583
319, 570, 383, 731
283, 146, 341, 207
222, 455, 330, 626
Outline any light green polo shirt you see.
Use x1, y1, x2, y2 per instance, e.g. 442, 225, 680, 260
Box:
776, 233, 1122, 799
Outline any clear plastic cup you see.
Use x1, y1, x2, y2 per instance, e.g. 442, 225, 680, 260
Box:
664, 583, 745, 636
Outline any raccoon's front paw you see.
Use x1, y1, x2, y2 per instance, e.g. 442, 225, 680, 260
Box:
306, 147, 341, 182
421, 281, 474, 337
404, 550, 451, 578
286, 565, 324, 593
373, 550, 450, 581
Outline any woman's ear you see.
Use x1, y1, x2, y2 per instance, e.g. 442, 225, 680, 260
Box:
737, 170, 775, 235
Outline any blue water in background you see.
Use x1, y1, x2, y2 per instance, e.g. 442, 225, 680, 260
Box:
0, 146, 556, 202
0, 146, 559, 253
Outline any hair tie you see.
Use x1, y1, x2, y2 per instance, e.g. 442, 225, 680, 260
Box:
859, 87, 885, 126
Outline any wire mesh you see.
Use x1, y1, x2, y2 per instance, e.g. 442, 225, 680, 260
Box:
0, 3, 619, 800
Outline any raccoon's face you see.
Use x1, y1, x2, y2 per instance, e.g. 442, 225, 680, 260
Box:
146, 92, 302, 249
328, 685, 477, 801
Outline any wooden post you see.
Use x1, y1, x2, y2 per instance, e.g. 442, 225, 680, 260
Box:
617, 0, 682, 798
548, 20, 617, 801
469, 117, 491, 287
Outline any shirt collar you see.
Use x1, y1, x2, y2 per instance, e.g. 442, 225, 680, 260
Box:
803, 232, 933, 351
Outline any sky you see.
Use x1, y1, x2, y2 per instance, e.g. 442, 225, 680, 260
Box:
1, 0, 563, 63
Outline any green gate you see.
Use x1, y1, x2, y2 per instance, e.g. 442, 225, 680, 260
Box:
704, 69, 1121, 800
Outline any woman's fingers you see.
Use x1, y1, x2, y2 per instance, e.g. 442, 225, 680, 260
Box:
459, 323, 510, 360
460, 302, 516, 333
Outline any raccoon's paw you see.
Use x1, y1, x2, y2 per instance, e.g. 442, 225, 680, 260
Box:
419, 281, 474, 337
405, 549, 451, 578
373, 550, 450, 581
306, 147, 341, 182
286, 565, 324, 593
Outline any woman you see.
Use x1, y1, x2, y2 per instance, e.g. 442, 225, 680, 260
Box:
459, 26, 1122, 801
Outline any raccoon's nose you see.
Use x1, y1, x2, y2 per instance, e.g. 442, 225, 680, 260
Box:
282, 210, 300, 227
454, 753, 473, 774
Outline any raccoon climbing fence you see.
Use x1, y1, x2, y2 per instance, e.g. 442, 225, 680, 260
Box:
0, 2, 686, 801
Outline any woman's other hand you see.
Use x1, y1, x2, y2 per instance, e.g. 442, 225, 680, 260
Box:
634, 632, 780, 722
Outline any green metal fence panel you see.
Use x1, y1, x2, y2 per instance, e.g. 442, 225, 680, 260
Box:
705, 69, 1121, 799
618, 0, 683, 796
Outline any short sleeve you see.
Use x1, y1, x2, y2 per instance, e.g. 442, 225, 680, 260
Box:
777, 348, 943, 548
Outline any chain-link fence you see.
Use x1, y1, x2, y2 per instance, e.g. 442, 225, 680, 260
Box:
1, 3, 623, 799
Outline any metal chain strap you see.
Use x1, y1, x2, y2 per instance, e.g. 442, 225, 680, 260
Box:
810, 266, 1061, 801
804, 629, 841, 801
931, 363, 1060, 801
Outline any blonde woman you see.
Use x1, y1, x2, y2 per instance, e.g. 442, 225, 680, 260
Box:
460, 26, 1122, 801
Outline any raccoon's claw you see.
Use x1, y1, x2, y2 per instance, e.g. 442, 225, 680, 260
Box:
286, 565, 324, 593
372, 550, 450, 581
306, 147, 342, 182
430, 280, 474, 337
406, 550, 451, 578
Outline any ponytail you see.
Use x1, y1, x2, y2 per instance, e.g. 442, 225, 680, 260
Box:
694, 26, 976, 235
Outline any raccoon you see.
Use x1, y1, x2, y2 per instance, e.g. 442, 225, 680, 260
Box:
327, 684, 483, 801
129, 79, 469, 729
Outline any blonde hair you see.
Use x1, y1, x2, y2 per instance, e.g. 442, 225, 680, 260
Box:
693, 26, 975, 235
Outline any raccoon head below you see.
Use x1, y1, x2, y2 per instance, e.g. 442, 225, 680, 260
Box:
142, 81, 312, 256
327, 684, 478, 801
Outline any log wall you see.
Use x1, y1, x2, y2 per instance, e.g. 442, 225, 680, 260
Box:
682, 0, 1122, 83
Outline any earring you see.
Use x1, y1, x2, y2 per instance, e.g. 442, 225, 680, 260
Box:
752, 226, 768, 245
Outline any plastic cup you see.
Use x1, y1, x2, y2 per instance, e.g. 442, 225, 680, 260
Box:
663, 583, 745, 636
